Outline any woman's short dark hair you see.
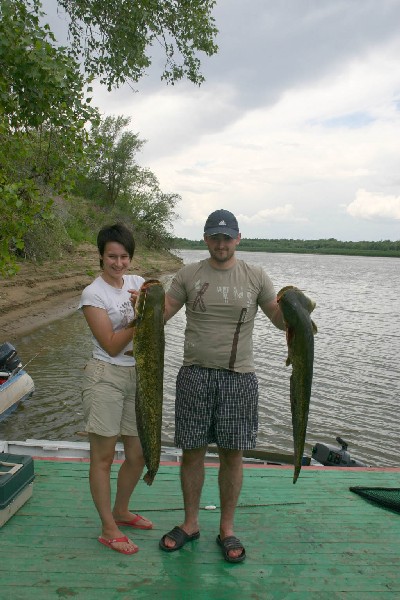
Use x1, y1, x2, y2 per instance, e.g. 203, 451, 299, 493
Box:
97, 223, 135, 268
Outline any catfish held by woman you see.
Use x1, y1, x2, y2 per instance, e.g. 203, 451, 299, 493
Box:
130, 279, 165, 486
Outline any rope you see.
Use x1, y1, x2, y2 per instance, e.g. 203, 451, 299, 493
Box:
137, 502, 305, 512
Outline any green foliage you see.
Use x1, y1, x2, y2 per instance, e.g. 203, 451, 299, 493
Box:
0, 172, 53, 275
0, 0, 99, 190
173, 237, 400, 257
0, 0, 217, 274
74, 114, 180, 248
59, 194, 144, 249
76, 115, 144, 206
129, 166, 180, 249
60, 196, 108, 245
57, 0, 218, 89
22, 214, 73, 263
0, 0, 99, 275
0, 0, 97, 130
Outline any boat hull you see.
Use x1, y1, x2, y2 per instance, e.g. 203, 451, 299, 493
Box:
0, 371, 35, 423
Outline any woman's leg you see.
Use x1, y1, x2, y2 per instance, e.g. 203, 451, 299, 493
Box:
112, 435, 152, 528
89, 432, 138, 552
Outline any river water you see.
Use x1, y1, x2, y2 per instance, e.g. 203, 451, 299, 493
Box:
1, 250, 399, 467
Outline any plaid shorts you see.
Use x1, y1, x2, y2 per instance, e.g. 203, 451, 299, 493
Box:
175, 365, 259, 450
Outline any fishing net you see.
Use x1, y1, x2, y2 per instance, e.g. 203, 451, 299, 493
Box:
350, 487, 400, 513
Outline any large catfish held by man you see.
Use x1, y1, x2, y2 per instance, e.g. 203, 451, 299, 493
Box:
132, 279, 165, 485
277, 286, 317, 484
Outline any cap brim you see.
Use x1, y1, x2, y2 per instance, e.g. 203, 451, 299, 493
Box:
204, 227, 239, 238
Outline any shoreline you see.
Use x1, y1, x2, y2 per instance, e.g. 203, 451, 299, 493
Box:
0, 291, 84, 342
0, 243, 182, 344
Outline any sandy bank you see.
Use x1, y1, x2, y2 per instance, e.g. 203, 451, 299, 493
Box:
0, 243, 182, 343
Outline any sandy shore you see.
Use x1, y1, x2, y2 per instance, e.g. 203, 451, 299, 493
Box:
0, 243, 182, 343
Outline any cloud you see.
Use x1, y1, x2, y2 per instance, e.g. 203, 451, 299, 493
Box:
239, 206, 308, 224
346, 189, 400, 220
40, 0, 400, 241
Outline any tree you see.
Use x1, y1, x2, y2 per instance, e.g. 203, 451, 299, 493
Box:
0, 0, 218, 274
0, 0, 97, 131
57, 0, 218, 89
84, 115, 144, 206
0, 0, 99, 275
76, 114, 180, 248
129, 168, 180, 248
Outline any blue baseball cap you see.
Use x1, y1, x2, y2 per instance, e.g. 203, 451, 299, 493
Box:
204, 209, 239, 238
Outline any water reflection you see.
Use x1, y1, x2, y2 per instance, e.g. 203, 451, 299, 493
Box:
1, 251, 399, 467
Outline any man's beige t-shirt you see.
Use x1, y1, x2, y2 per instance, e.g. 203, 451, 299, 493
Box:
167, 259, 276, 372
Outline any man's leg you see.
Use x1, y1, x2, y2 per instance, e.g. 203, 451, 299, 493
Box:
214, 370, 257, 560
161, 446, 207, 549
218, 447, 244, 560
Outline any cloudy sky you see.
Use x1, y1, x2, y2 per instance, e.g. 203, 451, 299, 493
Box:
49, 1, 400, 241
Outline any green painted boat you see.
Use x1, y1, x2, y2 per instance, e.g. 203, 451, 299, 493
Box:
1, 441, 400, 599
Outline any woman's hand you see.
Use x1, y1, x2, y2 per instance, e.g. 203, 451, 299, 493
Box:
128, 289, 139, 309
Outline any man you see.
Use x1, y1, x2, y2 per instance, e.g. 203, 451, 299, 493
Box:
159, 209, 286, 563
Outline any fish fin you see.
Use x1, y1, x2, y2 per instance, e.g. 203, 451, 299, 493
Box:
277, 285, 296, 301
311, 319, 318, 334
286, 326, 295, 345
125, 317, 138, 329
285, 327, 293, 365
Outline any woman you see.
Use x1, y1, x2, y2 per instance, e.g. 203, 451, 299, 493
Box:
80, 223, 152, 555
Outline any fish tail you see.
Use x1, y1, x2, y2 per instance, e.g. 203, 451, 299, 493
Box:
143, 471, 155, 486
293, 465, 301, 484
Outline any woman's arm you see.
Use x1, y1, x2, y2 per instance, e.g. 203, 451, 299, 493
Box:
83, 306, 134, 357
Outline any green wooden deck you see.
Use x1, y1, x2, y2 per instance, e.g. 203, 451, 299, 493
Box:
1, 460, 400, 599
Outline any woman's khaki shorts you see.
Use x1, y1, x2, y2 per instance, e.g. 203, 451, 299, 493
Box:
82, 358, 138, 437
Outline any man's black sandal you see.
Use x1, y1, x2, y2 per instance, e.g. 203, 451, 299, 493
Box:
159, 526, 200, 552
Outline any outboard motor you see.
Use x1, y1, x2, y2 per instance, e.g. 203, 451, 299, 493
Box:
0, 342, 22, 374
312, 436, 367, 467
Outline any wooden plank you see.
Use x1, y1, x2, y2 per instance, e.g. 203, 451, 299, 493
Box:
0, 567, 400, 595
1, 460, 400, 599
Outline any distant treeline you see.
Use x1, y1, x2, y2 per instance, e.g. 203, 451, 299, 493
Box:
173, 237, 400, 258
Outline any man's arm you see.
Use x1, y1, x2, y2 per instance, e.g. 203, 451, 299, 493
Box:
164, 292, 185, 322
259, 297, 286, 331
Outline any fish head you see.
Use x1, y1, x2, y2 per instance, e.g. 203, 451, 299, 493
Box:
277, 286, 316, 319
136, 279, 165, 319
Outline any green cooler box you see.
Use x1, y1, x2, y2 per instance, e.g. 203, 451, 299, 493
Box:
0, 453, 35, 527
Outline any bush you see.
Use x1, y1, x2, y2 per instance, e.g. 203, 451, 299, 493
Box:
22, 216, 73, 262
